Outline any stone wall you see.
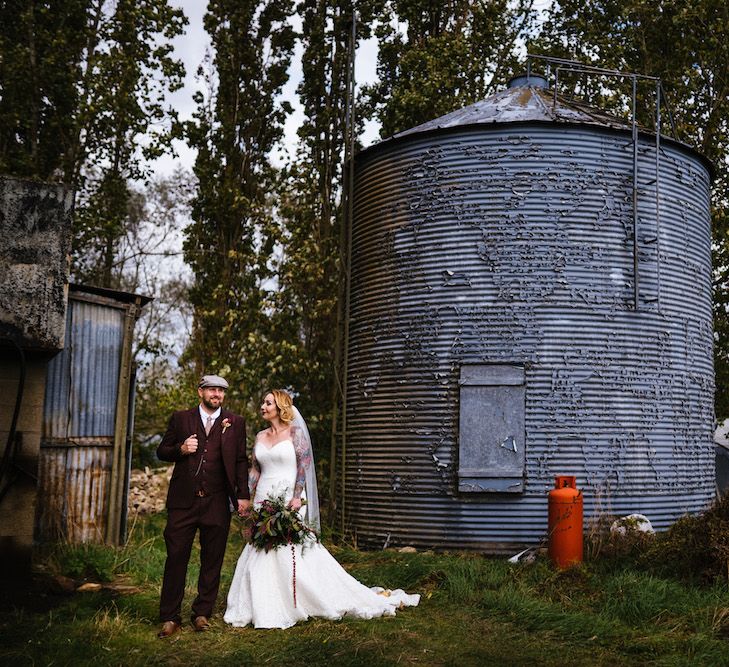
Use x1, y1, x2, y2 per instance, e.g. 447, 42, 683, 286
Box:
127, 467, 171, 515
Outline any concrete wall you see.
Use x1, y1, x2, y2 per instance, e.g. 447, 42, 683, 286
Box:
0, 174, 73, 578
0, 175, 73, 350
0, 354, 47, 578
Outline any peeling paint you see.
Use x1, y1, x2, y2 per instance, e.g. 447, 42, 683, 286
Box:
342, 85, 713, 550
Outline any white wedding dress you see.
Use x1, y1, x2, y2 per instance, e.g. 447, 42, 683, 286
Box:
224, 438, 420, 629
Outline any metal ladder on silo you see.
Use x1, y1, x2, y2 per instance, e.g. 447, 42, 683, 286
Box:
527, 55, 678, 312
630, 75, 661, 311
628, 76, 679, 312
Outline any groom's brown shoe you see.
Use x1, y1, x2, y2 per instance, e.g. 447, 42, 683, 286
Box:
193, 616, 210, 632
157, 621, 181, 638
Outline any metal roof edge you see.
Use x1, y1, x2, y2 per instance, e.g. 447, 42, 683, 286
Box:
355, 119, 715, 180
70, 283, 153, 308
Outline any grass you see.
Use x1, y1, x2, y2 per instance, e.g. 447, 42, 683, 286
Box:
2, 514, 729, 667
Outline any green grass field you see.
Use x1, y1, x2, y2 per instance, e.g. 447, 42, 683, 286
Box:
2, 513, 729, 667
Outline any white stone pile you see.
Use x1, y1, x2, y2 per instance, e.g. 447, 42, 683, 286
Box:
127, 466, 172, 514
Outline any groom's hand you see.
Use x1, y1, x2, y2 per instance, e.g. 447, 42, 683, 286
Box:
181, 434, 198, 455
237, 499, 251, 517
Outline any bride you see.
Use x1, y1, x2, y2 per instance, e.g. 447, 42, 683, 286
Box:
224, 389, 419, 629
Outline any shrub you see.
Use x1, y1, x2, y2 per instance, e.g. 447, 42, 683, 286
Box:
47, 542, 125, 582
642, 493, 729, 582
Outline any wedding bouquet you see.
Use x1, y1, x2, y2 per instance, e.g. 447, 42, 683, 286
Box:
243, 493, 318, 552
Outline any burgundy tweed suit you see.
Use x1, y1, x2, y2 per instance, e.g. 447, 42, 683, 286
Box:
157, 407, 248, 624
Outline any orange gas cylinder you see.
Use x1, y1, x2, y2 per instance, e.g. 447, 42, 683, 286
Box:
548, 475, 583, 568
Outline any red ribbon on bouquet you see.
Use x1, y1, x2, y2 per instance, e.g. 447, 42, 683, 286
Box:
290, 543, 297, 608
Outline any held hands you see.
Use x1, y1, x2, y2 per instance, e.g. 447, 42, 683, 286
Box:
235, 499, 298, 516
181, 434, 198, 455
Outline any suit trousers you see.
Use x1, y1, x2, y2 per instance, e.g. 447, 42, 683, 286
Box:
159, 493, 231, 623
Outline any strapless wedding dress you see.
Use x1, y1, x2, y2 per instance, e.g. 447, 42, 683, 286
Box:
224, 439, 419, 629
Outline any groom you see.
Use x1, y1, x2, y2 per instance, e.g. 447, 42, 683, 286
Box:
156, 374, 251, 638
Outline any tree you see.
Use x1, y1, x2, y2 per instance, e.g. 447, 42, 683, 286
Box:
121, 170, 195, 362
184, 0, 295, 418
0, 0, 88, 179
363, 0, 538, 138
114, 171, 196, 467
533, 0, 729, 417
69, 0, 187, 287
266, 1, 378, 477
0, 0, 187, 287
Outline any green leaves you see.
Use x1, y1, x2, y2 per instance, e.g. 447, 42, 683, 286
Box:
183, 0, 295, 418
0, 0, 187, 287
243, 493, 317, 552
0, 0, 89, 180
364, 0, 538, 137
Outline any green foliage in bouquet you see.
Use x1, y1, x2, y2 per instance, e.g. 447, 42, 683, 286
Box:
243, 493, 318, 552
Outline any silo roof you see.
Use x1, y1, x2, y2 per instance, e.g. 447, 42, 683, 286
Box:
389, 82, 643, 140
369, 78, 713, 175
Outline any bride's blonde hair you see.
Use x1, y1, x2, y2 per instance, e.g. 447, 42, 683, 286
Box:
266, 389, 295, 424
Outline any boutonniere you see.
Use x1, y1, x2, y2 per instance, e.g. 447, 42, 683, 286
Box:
222, 418, 232, 434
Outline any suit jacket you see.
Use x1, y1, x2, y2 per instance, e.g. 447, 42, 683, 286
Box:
157, 407, 249, 509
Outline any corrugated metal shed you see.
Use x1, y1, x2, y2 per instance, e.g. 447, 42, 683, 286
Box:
36, 284, 150, 545
338, 77, 714, 551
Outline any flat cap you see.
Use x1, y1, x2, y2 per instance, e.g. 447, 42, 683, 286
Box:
198, 374, 229, 389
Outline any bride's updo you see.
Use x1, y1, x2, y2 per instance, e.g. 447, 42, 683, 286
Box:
267, 389, 295, 424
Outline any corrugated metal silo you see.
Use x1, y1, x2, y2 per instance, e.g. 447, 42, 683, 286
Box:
37, 284, 150, 545
339, 72, 714, 551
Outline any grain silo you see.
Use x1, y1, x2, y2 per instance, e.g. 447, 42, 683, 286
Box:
336, 63, 714, 551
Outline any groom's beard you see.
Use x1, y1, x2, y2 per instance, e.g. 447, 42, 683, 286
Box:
202, 397, 222, 411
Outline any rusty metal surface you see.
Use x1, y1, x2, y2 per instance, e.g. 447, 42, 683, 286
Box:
38, 285, 146, 544
342, 107, 713, 549
43, 298, 124, 439
36, 445, 112, 543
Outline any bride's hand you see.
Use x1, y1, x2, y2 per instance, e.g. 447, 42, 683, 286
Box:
288, 498, 302, 511
237, 499, 251, 517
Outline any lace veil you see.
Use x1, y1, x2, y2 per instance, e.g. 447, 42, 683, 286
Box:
292, 405, 320, 531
